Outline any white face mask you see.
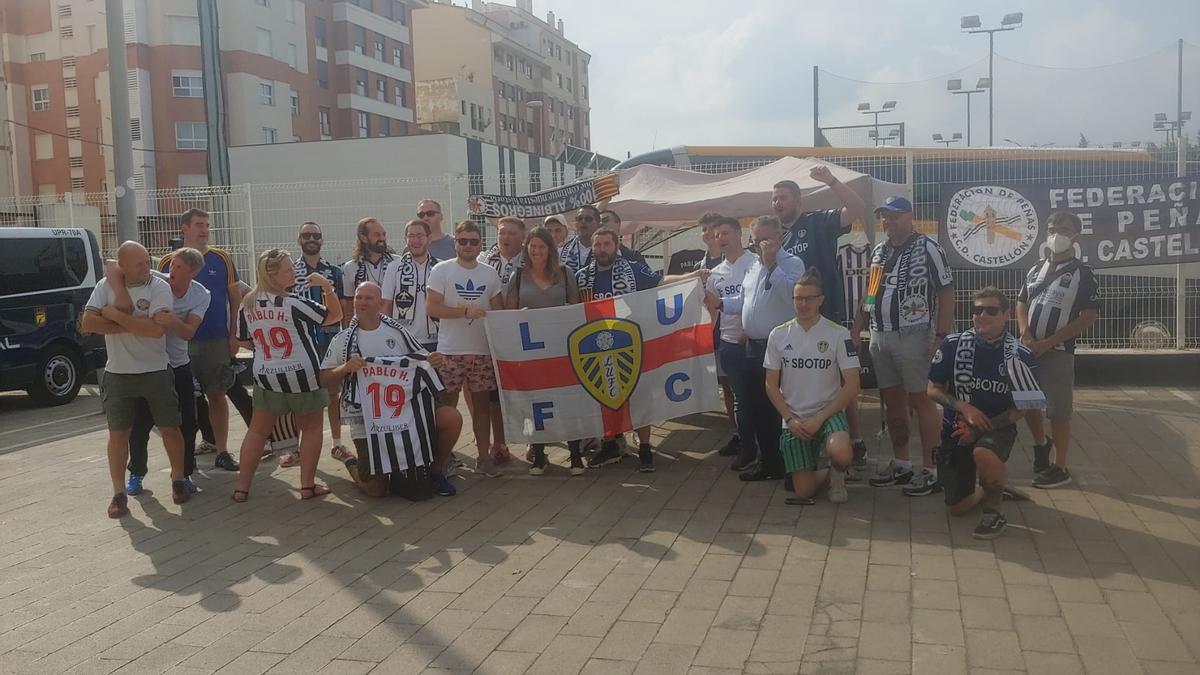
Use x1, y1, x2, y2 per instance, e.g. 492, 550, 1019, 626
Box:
1046, 233, 1074, 254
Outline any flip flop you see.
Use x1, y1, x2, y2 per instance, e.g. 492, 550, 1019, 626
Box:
278, 451, 301, 468
299, 484, 331, 500
232, 489, 249, 503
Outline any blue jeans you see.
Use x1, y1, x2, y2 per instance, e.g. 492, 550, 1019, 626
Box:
717, 340, 758, 458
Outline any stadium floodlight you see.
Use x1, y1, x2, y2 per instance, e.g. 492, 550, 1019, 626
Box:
868, 129, 879, 139
952, 132, 963, 140
932, 133, 944, 141
1001, 12, 1023, 26
1113, 142, 1123, 148
1182, 111, 1193, 122
1154, 121, 1166, 129
1155, 112, 1169, 122
976, 77, 991, 89
882, 100, 898, 110
947, 79, 963, 91
1131, 141, 1142, 148
857, 102, 870, 111
859, 101, 900, 146
948, 77, 987, 146
961, 13, 1025, 145
933, 132, 961, 147
889, 128, 901, 137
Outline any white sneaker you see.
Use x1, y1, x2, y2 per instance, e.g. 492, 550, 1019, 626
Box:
828, 469, 849, 504
476, 457, 501, 478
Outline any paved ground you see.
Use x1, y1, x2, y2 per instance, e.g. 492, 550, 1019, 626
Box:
1, 385, 1198, 674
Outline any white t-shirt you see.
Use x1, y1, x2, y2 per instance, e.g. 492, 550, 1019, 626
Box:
152, 271, 211, 368
86, 275, 173, 374
321, 317, 428, 439
427, 259, 501, 355
763, 317, 860, 423
705, 252, 757, 344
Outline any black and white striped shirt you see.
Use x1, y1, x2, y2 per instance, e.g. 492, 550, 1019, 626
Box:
868, 234, 954, 333
1017, 257, 1100, 353
237, 292, 329, 393
838, 243, 871, 327
356, 355, 441, 475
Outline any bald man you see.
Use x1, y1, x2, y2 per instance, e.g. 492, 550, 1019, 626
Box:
83, 241, 190, 518
321, 282, 463, 499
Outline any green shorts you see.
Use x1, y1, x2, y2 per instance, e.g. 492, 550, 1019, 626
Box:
779, 411, 849, 473
100, 369, 182, 431
252, 386, 329, 416
188, 338, 236, 394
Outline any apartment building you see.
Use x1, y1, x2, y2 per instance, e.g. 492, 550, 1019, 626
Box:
412, 0, 591, 160
0, 0, 422, 199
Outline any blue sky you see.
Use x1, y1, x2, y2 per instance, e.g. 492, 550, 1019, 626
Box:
522, 0, 1200, 158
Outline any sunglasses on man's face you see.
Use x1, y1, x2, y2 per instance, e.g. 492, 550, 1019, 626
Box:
299, 233, 322, 241
418, 210, 440, 219
456, 238, 481, 246
971, 305, 1003, 317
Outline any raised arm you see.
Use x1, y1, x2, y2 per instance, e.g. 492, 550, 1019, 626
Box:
810, 165, 866, 231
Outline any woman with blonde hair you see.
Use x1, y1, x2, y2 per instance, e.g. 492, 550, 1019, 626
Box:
502, 226, 585, 475
231, 248, 342, 502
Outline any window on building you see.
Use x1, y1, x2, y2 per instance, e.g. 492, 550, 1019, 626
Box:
506, 54, 514, 71
175, 122, 207, 150
62, 56, 75, 67
285, 0, 296, 22
357, 111, 369, 138
262, 127, 278, 144
378, 117, 389, 137
376, 77, 387, 102
393, 46, 404, 68
168, 15, 200, 45
287, 43, 298, 69
60, 25, 74, 39
66, 105, 79, 118
388, 0, 407, 23
256, 27, 271, 56
353, 26, 366, 55
172, 71, 203, 97
374, 38, 384, 61
316, 59, 329, 89
583, 84, 588, 100
68, 156, 83, 169
355, 68, 367, 96
30, 52, 46, 62
259, 81, 274, 105
557, 73, 562, 88
63, 76, 77, 88
318, 106, 331, 136
32, 86, 49, 111
461, 100, 466, 115
130, 118, 141, 141
290, 91, 299, 116
314, 16, 326, 47
34, 134, 53, 160
395, 83, 406, 107
566, 77, 572, 93
67, 127, 81, 140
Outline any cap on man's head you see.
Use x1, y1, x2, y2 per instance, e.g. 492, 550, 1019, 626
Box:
544, 214, 565, 226
874, 195, 913, 215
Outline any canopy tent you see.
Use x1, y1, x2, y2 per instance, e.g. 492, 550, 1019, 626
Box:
604, 156, 907, 238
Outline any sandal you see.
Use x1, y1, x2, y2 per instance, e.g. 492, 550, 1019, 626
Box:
330, 444, 354, 463
232, 489, 249, 503
785, 496, 816, 506
278, 451, 301, 468
299, 484, 331, 500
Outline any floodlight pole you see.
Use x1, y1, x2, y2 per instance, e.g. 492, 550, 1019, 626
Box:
1176, 38, 1185, 349
965, 22, 1019, 146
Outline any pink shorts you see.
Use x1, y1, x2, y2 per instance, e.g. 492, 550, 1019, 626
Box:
437, 354, 497, 393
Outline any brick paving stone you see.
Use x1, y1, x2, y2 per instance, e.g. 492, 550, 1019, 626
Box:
591, 620, 658, 662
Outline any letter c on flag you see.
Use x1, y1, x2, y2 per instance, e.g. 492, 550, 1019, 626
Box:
532, 401, 554, 430
665, 372, 691, 402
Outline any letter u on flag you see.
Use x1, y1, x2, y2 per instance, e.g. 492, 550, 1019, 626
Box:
484, 280, 721, 443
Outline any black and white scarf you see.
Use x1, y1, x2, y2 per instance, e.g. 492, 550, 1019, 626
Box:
391, 251, 437, 322
484, 246, 523, 284
353, 252, 394, 287
559, 236, 585, 273
579, 255, 638, 297
338, 315, 424, 411
952, 328, 1046, 411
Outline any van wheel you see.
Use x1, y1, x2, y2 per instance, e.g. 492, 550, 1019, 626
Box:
28, 345, 82, 406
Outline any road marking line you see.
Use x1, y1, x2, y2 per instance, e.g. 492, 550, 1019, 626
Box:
0, 410, 103, 436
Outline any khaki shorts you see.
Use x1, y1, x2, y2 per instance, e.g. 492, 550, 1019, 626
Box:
100, 369, 181, 430
188, 338, 236, 394
1038, 350, 1075, 420
870, 328, 934, 393
252, 386, 329, 416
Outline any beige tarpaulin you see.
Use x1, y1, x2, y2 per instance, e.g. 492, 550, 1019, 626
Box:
604, 156, 907, 240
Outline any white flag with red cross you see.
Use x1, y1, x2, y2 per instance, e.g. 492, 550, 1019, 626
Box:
484, 280, 721, 443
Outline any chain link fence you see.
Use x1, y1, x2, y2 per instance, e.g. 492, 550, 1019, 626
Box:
1, 148, 1196, 349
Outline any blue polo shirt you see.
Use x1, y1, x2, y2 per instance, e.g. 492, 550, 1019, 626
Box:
159, 246, 239, 340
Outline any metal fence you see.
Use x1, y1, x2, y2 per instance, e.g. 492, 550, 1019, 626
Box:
2, 149, 1196, 349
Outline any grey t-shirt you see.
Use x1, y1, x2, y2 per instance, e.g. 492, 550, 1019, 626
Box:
427, 234, 456, 261
504, 267, 579, 309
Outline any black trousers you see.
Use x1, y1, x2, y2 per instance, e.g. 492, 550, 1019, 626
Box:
745, 339, 785, 476
128, 363, 197, 477
194, 380, 255, 446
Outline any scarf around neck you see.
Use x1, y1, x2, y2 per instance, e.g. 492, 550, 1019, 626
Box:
952, 328, 1046, 411
579, 255, 637, 297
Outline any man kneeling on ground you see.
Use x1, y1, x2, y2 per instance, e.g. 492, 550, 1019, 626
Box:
764, 269, 861, 506
927, 287, 1045, 539
320, 282, 463, 498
